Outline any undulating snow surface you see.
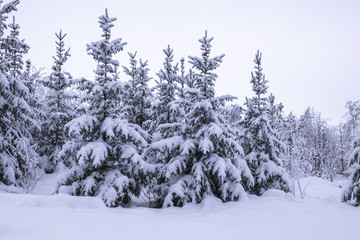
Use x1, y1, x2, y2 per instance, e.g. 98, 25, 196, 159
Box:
0, 173, 359, 240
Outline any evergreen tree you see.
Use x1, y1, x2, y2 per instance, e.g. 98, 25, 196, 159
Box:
241, 50, 291, 195
84, 9, 125, 121
338, 101, 360, 175
160, 32, 253, 207
338, 119, 352, 175
22, 60, 40, 100
0, 3, 40, 190
267, 94, 285, 133
0, 0, 19, 73
141, 46, 184, 207
122, 52, 153, 129
58, 9, 151, 207
150, 45, 180, 131
40, 30, 75, 172
4, 16, 28, 77
343, 135, 360, 205
178, 57, 186, 98
344, 100, 360, 139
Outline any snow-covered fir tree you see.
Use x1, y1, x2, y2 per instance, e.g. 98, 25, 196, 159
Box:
343, 134, 360, 205
58, 9, 151, 207
22, 59, 47, 169
122, 52, 153, 129
22, 60, 39, 101
40, 30, 75, 172
267, 94, 285, 133
344, 100, 360, 140
142, 46, 184, 207
177, 57, 197, 99
178, 57, 186, 98
150, 45, 180, 131
4, 16, 28, 77
241, 50, 291, 195
159, 32, 253, 207
0, 0, 19, 73
338, 101, 360, 175
0, 3, 40, 190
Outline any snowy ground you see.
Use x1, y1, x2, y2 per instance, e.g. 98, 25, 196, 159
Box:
1, 172, 359, 240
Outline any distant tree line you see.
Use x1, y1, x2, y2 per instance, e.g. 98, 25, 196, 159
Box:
1, 1, 359, 207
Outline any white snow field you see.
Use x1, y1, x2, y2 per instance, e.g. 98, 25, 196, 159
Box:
1, 173, 359, 240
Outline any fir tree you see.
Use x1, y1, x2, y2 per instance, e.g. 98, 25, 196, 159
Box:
122, 52, 153, 129
40, 30, 75, 172
338, 101, 360, 175
58, 9, 151, 207
141, 46, 184, 207
0, 0, 19, 73
241, 50, 291, 195
343, 135, 360, 205
150, 45, 180, 131
0, 3, 40, 190
160, 32, 253, 207
267, 94, 285, 132
4, 16, 28, 77
345, 100, 360, 139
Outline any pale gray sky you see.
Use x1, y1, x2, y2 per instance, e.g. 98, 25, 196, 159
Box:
12, 0, 360, 123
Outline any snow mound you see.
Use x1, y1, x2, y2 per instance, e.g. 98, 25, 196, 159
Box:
0, 193, 105, 209
262, 189, 295, 200
198, 195, 224, 211
0, 183, 24, 194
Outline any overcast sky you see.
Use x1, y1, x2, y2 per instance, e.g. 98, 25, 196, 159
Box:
12, 0, 360, 124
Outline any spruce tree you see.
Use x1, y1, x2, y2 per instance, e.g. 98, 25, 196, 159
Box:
0, 0, 19, 73
343, 135, 360, 205
267, 94, 285, 132
58, 9, 150, 207
241, 50, 291, 195
122, 52, 153, 129
142, 46, 184, 207
160, 32, 253, 207
150, 45, 180, 130
40, 30, 74, 172
338, 101, 360, 175
0, 3, 40, 190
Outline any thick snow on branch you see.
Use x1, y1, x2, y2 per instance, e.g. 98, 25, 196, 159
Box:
67, 115, 98, 136
77, 141, 109, 167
